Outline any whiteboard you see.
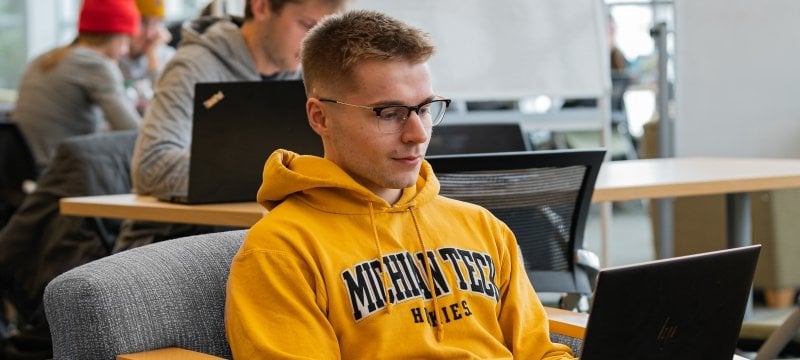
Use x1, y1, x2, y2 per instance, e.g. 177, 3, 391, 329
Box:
351, 0, 610, 100
674, 0, 800, 157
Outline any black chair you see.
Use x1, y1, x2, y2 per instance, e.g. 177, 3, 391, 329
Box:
0, 121, 39, 229
427, 123, 530, 156
0, 130, 137, 358
427, 149, 606, 310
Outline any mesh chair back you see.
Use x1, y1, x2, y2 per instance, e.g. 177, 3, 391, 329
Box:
428, 149, 605, 295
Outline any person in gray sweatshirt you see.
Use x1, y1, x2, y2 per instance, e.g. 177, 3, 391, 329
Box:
131, 0, 346, 199
13, 0, 142, 172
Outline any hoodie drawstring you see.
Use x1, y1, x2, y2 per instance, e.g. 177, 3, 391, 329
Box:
409, 207, 444, 341
369, 202, 444, 341
368, 202, 393, 314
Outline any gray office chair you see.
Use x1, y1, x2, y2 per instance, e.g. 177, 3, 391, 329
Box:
44, 230, 246, 359
44, 228, 587, 359
427, 149, 606, 311
0, 130, 138, 358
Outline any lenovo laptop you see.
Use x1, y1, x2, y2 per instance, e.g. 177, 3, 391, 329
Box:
166, 80, 322, 204
579, 245, 761, 359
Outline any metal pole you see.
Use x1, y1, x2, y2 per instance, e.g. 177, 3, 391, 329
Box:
653, 22, 671, 158
727, 193, 753, 319
650, 22, 674, 259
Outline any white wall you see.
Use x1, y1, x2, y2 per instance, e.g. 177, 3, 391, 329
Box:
674, 0, 800, 157
352, 0, 610, 100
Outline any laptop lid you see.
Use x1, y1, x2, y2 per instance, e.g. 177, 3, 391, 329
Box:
427, 123, 529, 156
580, 245, 761, 359
179, 80, 322, 204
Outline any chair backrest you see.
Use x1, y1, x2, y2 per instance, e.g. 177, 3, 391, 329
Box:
427, 149, 605, 295
0, 121, 39, 227
427, 123, 529, 156
44, 229, 247, 360
0, 130, 137, 334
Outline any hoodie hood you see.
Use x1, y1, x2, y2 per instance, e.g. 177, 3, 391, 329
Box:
257, 149, 440, 214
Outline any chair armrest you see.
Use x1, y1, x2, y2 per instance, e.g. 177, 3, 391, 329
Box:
113, 312, 586, 360
116, 347, 225, 360
545, 306, 588, 340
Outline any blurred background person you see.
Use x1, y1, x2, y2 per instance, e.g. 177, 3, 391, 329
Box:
119, 0, 176, 115
2, 0, 140, 355
11, 0, 141, 172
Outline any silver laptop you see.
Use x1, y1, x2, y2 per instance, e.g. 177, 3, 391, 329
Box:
579, 245, 760, 359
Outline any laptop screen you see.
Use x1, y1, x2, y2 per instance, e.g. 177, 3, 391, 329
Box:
427, 123, 529, 156
182, 80, 323, 204
580, 245, 760, 359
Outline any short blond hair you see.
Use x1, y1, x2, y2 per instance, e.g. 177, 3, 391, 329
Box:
301, 10, 435, 96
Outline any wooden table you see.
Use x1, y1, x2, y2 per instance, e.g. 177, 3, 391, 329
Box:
594, 157, 800, 202
595, 157, 800, 261
61, 157, 800, 229
62, 156, 800, 324
60, 193, 265, 228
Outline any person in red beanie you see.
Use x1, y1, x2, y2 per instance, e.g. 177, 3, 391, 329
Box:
11, 0, 142, 172
2, 0, 142, 358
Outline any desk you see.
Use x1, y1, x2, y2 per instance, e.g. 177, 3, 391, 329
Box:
61, 157, 800, 319
61, 157, 800, 230
595, 157, 800, 260
595, 157, 800, 202
60, 194, 264, 228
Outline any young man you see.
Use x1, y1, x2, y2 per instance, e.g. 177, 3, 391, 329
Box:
131, 0, 344, 199
225, 10, 575, 359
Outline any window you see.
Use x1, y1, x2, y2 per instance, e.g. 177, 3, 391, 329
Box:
606, 0, 674, 138
0, 0, 25, 89
0, 0, 215, 91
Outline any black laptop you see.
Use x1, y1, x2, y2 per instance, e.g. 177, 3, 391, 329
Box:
427, 123, 529, 155
168, 80, 322, 204
579, 245, 761, 359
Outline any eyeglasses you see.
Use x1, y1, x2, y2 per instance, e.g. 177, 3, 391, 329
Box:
318, 97, 451, 134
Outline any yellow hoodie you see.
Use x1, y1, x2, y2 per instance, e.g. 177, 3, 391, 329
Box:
225, 150, 574, 359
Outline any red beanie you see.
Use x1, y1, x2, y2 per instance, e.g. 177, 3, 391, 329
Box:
78, 0, 141, 36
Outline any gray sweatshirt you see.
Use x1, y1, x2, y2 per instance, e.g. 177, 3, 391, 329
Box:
13, 46, 140, 170
131, 16, 299, 198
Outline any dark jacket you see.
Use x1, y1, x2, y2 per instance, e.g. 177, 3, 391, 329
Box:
0, 130, 136, 328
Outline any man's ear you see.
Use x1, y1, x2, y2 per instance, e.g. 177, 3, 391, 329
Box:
249, 0, 271, 20
307, 98, 329, 136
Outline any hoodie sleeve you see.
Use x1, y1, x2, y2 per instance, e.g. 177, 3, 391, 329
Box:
226, 227, 341, 359
495, 226, 576, 359
130, 57, 195, 196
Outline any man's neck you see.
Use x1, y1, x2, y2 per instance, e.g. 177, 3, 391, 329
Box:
377, 188, 403, 205
240, 21, 280, 76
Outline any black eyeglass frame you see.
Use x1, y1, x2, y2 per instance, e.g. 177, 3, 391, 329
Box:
317, 97, 452, 122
